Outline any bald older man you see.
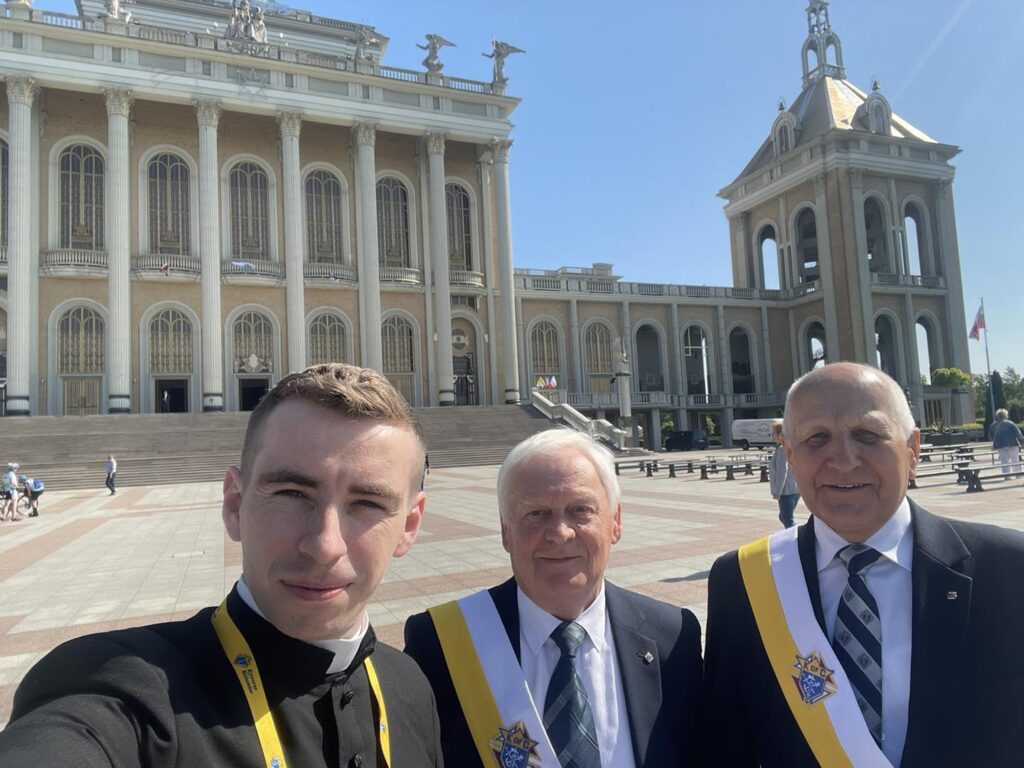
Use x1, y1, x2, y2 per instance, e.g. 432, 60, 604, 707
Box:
703, 362, 1024, 768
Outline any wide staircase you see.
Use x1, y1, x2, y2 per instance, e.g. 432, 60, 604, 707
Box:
0, 405, 556, 491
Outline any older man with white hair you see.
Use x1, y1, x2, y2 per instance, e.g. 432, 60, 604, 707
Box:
702, 362, 1024, 767
405, 429, 703, 768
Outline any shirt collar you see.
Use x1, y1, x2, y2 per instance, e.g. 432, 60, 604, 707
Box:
236, 578, 370, 674
517, 582, 608, 657
814, 497, 913, 573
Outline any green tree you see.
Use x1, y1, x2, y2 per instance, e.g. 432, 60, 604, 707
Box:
930, 367, 973, 389
1002, 367, 1022, 403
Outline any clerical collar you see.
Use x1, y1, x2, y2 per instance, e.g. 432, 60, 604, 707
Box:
236, 578, 370, 674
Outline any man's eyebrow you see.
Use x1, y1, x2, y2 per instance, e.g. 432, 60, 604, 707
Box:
350, 484, 403, 505
255, 469, 319, 488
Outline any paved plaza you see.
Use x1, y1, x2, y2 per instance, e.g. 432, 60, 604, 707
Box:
0, 456, 1021, 725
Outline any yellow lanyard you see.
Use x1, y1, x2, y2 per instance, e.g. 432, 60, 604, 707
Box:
211, 598, 391, 768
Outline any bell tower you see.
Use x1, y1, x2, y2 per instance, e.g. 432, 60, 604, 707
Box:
801, 1, 845, 86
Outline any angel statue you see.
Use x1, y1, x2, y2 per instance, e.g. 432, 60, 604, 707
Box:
483, 39, 525, 85
417, 33, 455, 73
353, 26, 380, 62
103, 0, 131, 22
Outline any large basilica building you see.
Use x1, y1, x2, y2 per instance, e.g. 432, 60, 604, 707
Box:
0, 0, 972, 447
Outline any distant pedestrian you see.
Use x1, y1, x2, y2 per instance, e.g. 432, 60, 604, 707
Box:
1, 463, 20, 521
162, 390, 170, 413
105, 455, 117, 495
989, 408, 1023, 478
769, 420, 800, 527
20, 476, 43, 517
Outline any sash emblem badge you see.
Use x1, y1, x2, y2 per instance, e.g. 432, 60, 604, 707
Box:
489, 722, 541, 768
793, 651, 836, 705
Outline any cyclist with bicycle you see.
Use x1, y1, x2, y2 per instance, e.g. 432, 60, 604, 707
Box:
18, 475, 43, 517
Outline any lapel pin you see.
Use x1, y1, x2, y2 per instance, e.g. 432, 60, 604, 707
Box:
946, 591, 958, 600
638, 651, 654, 665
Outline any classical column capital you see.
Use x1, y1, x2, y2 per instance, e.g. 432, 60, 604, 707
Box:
933, 178, 952, 200
848, 167, 864, 186
813, 173, 827, 196
353, 121, 377, 147
425, 131, 446, 156
6, 76, 37, 106
194, 99, 222, 128
277, 110, 303, 138
489, 137, 512, 163
104, 88, 134, 118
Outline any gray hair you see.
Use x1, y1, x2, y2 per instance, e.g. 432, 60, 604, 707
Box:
995, 408, 1009, 421
497, 428, 621, 521
782, 362, 916, 441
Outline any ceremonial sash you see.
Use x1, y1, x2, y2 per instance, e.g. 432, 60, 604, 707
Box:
212, 599, 391, 768
429, 590, 560, 767
738, 527, 892, 767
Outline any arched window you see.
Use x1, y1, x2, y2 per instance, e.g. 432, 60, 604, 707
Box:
376, 177, 410, 268
916, 317, 941, 385
0, 138, 8, 248
58, 306, 104, 374
585, 323, 613, 393
530, 321, 562, 387
682, 325, 711, 396
796, 208, 819, 282
636, 324, 664, 392
776, 127, 790, 155
758, 225, 780, 290
875, 315, 899, 382
148, 153, 191, 255
863, 197, 889, 272
446, 183, 472, 271
229, 162, 270, 259
382, 315, 415, 402
232, 310, 273, 373
149, 308, 193, 373
59, 144, 104, 250
904, 203, 926, 276
729, 328, 754, 394
806, 321, 826, 370
308, 312, 346, 364
305, 169, 344, 264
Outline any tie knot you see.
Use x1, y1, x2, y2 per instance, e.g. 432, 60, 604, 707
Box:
837, 543, 882, 575
550, 621, 586, 657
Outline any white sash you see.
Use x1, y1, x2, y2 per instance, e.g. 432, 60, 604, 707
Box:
767, 526, 893, 767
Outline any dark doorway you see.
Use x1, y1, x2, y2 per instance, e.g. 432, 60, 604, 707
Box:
155, 379, 189, 413
453, 355, 478, 406
239, 378, 270, 411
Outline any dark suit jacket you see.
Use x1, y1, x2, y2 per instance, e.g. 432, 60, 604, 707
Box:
404, 578, 703, 768
702, 500, 1024, 767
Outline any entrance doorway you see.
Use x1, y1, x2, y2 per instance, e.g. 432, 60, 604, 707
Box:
453, 355, 478, 406
155, 379, 189, 413
62, 377, 102, 416
238, 377, 270, 411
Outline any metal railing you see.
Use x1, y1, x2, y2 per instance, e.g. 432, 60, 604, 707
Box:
43, 249, 108, 269
871, 273, 947, 289
379, 266, 423, 284
530, 389, 627, 450
221, 258, 282, 277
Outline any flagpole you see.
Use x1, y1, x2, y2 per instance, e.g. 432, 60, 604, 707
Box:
982, 297, 994, 424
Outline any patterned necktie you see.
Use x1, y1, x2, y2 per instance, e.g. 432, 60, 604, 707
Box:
543, 621, 601, 768
832, 544, 884, 746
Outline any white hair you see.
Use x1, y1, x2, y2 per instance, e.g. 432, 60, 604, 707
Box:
497, 428, 621, 521
782, 362, 916, 441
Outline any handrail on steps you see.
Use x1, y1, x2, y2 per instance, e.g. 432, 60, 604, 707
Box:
529, 389, 627, 451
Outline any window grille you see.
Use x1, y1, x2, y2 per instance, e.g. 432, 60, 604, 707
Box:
305, 170, 344, 264
229, 162, 270, 259
585, 323, 613, 393
683, 326, 710, 395
308, 313, 346, 364
232, 311, 273, 373
148, 153, 191, 255
445, 183, 472, 270
382, 315, 415, 402
376, 177, 410, 267
59, 144, 105, 250
149, 308, 193, 373
530, 321, 561, 383
58, 306, 104, 374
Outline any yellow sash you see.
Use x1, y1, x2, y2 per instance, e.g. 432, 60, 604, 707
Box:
212, 598, 391, 768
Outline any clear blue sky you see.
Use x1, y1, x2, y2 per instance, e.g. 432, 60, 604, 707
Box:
55, 0, 1024, 374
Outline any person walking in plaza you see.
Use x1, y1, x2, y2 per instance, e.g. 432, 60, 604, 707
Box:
702, 362, 1024, 767
405, 429, 703, 767
989, 408, 1023, 478
1, 462, 21, 521
0, 364, 442, 766
20, 475, 44, 517
104, 454, 117, 495
769, 420, 801, 528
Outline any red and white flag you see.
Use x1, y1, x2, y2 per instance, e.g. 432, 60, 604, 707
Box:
968, 304, 985, 340
160, 262, 171, 276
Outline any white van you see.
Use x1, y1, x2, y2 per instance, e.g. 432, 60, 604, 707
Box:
731, 418, 777, 449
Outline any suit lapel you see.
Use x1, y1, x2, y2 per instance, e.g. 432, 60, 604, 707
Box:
606, 582, 663, 768
900, 501, 973, 768
488, 577, 522, 662
798, 516, 828, 635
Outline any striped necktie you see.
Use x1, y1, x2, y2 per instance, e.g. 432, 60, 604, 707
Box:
832, 544, 884, 746
543, 621, 600, 768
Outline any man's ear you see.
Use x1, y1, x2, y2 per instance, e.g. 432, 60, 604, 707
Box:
393, 491, 426, 558
611, 502, 623, 545
222, 466, 244, 543
908, 429, 922, 478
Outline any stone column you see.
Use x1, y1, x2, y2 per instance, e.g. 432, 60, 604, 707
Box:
4, 77, 36, 416
732, 214, 751, 288
760, 305, 773, 394
933, 180, 971, 372
848, 168, 875, 363
478, 156, 500, 405
490, 139, 519, 403
425, 133, 455, 405
105, 88, 133, 414
717, 305, 734, 446
353, 123, 383, 372
195, 100, 224, 411
902, 293, 924, 424
569, 298, 582, 393
278, 111, 306, 373
813, 174, 841, 360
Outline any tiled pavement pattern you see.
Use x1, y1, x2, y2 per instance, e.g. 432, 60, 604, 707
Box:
0, 458, 1021, 727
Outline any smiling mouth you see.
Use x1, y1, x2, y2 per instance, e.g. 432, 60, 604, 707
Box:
282, 582, 349, 601
826, 483, 868, 490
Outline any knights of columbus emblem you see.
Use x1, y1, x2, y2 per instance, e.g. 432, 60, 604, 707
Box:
489, 722, 541, 768
792, 651, 837, 705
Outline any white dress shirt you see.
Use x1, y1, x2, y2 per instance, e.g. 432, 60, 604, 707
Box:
518, 584, 636, 768
815, 499, 913, 767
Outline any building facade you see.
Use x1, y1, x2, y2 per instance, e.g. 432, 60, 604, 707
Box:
0, 0, 972, 446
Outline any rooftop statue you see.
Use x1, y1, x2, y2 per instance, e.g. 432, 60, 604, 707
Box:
417, 33, 455, 73
225, 0, 268, 51
354, 27, 380, 63
103, 0, 131, 22
483, 40, 525, 86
